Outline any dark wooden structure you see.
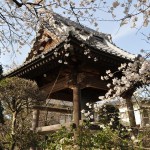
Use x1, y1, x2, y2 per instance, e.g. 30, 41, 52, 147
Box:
5, 13, 135, 133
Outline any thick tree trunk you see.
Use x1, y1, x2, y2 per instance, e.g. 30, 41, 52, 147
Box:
125, 97, 136, 127
122, 89, 136, 128
122, 89, 137, 135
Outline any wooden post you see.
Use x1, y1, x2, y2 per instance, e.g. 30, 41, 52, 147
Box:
71, 66, 81, 128
30, 109, 39, 150
73, 85, 80, 128
32, 109, 40, 131
71, 66, 81, 142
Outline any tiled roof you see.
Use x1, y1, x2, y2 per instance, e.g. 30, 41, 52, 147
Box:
52, 13, 108, 38
4, 13, 136, 76
43, 13, 135, 60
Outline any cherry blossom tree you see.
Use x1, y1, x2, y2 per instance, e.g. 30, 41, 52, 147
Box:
99, 55, 150, 132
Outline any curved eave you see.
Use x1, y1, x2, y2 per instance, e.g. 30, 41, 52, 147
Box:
4, 40, 66, 78
69, 34, 135, 63
105, 40, 136, 61
4, 33, 135, 78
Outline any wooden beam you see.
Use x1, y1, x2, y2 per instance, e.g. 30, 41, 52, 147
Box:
40, 76, 69, 94
36, 121, 100, 133
80, 74, 108, 90
32, 106, 72, 114
50, 89, 73, 101
36, 122, 73, 133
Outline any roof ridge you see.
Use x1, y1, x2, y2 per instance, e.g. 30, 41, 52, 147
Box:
49, 12, 135, 59
51, 12, 109, 38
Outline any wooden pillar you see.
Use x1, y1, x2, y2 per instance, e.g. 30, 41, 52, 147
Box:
31, 110, 39, 149
71, 65, 81, 128
32, 109, 40, 131
73, 85, 80, 127
30, 109, 40, 150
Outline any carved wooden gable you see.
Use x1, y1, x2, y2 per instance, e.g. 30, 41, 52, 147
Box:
25, 28, 60, 62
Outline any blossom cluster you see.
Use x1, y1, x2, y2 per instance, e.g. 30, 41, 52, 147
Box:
101, 56, 150, 99
110, 0, 150, 28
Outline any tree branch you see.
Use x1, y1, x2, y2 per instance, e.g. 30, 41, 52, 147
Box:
12, 0, 23, 7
